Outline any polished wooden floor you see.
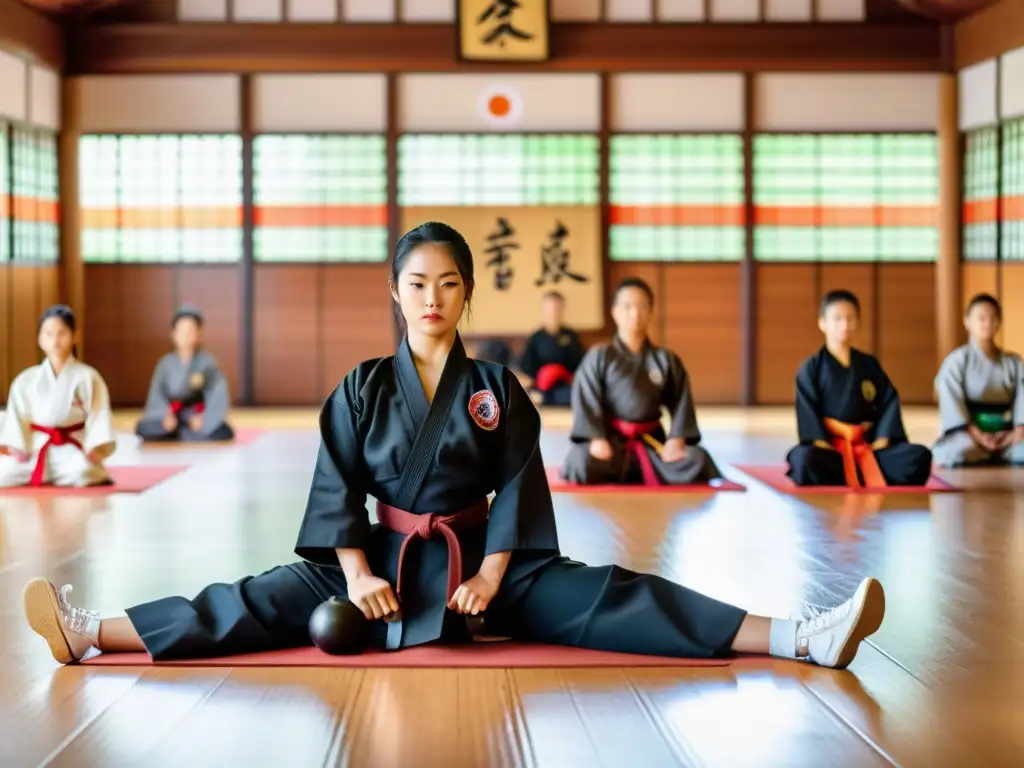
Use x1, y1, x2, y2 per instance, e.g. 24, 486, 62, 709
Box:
1, 407, 1022, 767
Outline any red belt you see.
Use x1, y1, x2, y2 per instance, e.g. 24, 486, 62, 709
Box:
376, 499, 489, 604
29, 422, 85, 487
534, 363, 573, 393
170, 401, 205, 416
611, 418, 662, 486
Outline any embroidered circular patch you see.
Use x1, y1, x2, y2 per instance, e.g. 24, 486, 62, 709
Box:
469, 390, 501, 431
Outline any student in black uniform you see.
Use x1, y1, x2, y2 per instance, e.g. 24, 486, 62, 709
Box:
519, 291, 584, 407
24, 223, 885, 671
785, 290, 932, 487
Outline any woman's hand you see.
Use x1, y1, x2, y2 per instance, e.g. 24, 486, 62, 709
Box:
0, 446, 28, 462
589, 438, 613, 461
162, 412, 177, 432
449, 571, 501, 615
870, 437, 890, 451
661, 437, 687, 463
347, 574, 400, 622
188, 414, 204, 433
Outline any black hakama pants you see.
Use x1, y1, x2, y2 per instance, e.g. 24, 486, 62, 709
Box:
537, 383, 572, 408
126, 556, 748, 662
136, 419, 236, 443
785, 442, 933, 486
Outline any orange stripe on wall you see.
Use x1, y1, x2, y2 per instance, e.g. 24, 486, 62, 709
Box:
1003, 195, 1024, 222
610, 205, 939, 228
9, 196, 60, 224
79, 205, 388, 229
754, 205, 937, 227
610, 205, 745, 226
963, 199, 997, 225
254, 204, 387, 227
81, 206, 243, 229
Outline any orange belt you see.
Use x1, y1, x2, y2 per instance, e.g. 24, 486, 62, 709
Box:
611, 418, 662, 486
376, 499, 489, 604
29, 422, 85, 487
823, 418, 887, 488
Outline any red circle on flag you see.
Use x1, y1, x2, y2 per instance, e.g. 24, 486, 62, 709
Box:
469, 390, 501, 431
488, 95, 511, 118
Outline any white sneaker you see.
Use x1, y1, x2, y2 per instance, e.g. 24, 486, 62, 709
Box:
798, 577, 885, 670
23, 578, 99, 664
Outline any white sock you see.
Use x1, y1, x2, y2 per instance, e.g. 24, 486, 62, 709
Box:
82, 614, 101, 646
769, 618, 800, 658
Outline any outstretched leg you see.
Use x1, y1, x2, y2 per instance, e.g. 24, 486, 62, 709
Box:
491, 559, 885, 670
23, 563, 378, 664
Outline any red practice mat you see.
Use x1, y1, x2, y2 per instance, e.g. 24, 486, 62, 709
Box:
734, 464, 961, 494
545, 466, 745, 494
82, 643, 734, 669
0, 465, 189, 496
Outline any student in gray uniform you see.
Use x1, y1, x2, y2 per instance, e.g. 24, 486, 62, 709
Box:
933, 294, 1024, 467
135, 305, 235, 443
561, 278, 720, 486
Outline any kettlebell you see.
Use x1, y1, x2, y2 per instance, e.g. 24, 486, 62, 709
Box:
308, 596, 368, 655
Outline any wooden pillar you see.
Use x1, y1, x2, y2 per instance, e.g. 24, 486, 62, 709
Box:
239, 73, 254, 405
936, 73, 962, 368
740, 72, 755, 405
59, 79, 84, 356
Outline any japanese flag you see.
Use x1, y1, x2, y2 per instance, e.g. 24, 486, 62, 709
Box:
477, 84, 524, 127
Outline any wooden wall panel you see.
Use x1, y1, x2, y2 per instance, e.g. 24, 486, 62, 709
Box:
117, 265, 176, 404
1000, 263, 1024, 355
818, 264, 876, 354
0, 267, 62, 403
0, 269, 9, 402
755, 264, 820, 404
961, 262, 999, 306
178, 266, 242, 402
81, 265, 124, 399
253, 266, 319, 405
961, 261, 998, 344
662, 264, 742, 405
876, 264, 937, 404
9, 268, 42, 377
319, 265, 394, 399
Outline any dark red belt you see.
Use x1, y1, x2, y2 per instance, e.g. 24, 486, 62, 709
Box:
170, 401, 205, 415
611, 418, 662, 486
376, 499, 489, 603
534, 363, 573, 393
29, 422, 84, 487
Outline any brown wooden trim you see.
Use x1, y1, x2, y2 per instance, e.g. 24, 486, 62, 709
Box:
740, 72, 755, 406
387, 72, 401, 348
599, 71, 611, 334
66, 22, 945, 74
240, 73, 255, 405
0, 0, 63, 71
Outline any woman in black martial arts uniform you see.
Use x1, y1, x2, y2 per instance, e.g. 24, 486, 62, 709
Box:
23, 222, 886, 670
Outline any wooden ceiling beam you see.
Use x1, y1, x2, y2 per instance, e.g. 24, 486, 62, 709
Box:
65, 21, 948, 75
0, 0, 64, 69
